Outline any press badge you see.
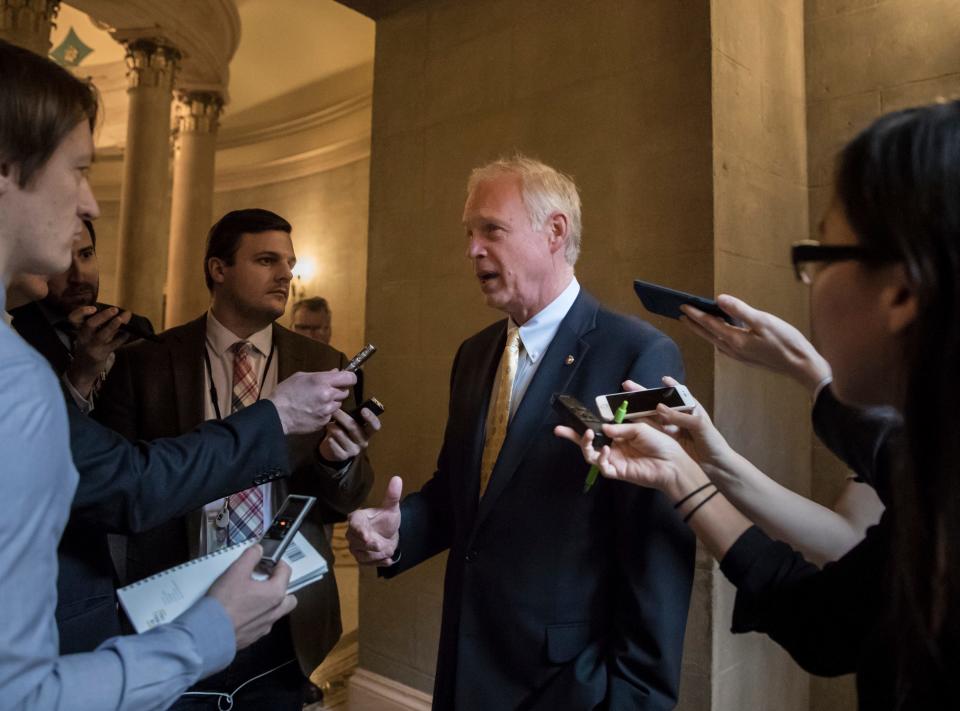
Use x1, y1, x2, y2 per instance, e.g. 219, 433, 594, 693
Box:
204, 500, 230, 553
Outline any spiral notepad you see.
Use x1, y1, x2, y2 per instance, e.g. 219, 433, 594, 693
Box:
117, 532, 327, 633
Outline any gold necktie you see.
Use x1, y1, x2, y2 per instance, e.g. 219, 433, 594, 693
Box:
479, 324, 521, 498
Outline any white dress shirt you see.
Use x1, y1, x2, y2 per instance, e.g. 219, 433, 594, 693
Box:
200, 311, 279, 553
485, 277, 581, 432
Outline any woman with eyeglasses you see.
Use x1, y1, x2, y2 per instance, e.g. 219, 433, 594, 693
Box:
557, 100, 960, 708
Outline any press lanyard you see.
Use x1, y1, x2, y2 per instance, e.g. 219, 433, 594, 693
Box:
202, 341, 276, 421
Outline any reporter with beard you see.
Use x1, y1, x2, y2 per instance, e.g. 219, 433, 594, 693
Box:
10, 219, 153, 407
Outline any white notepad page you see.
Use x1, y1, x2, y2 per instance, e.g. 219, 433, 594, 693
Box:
117, 532, 328, 633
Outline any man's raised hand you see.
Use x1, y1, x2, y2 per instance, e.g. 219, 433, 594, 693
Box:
347, 475, 402, 566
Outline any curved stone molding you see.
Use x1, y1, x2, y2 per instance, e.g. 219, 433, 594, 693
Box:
69, 0, 238, 97
218, 93, 371, 150
215, 134, 370, 193
175, 90, 224, 135
91, 90, 372, 199
124, 38, 179, 90
0, 0, 60, 55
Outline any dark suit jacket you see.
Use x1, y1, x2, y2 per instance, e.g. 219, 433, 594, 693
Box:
9, 300, 154, 376
58, 399, 290, 653
94, 314, 374, 674
383, 291, 695, 710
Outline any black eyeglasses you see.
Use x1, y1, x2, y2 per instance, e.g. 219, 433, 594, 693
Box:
790, 240, 897, 284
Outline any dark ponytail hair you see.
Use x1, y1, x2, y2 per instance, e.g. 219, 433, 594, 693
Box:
836, 100, 960, 706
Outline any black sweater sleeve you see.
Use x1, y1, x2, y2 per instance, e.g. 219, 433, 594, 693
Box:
811, 386, 903, 504
720, 519, 888, 677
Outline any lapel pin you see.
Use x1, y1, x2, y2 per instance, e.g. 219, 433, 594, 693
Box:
565, 355, 575, 365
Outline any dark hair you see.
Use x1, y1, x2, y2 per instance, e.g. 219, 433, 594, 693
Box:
836, 100, 960, 706
0, 39, 98, 188
292, 296, 330, 317
83, 219, 96, 248
203, 208, 292, 290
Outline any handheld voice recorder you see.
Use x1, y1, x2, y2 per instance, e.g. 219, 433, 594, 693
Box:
258, 495, 316, 572
345, 344, 377, 373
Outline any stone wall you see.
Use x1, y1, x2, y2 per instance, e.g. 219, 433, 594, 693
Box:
710, 1, 812, 709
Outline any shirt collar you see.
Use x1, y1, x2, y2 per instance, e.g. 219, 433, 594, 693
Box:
513, 278, 580, 364
206, 309, 274, 358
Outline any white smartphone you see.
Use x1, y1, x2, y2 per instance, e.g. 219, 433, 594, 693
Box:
595, 384, 696, 421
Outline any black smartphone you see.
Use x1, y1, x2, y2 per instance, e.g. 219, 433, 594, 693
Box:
345, 344, 376, 373
258, 495, 316, 571
551, 394, 610, 449
79, 303, 160, 342
349, 396, 384, 425
633, 279, 740, 326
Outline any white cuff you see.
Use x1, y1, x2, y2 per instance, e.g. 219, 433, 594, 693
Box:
62, 373, 95, 415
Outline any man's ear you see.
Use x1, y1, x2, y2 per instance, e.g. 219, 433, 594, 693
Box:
545, 212, 569, 255
207, 257, 227, 286
881, 264, 918, 336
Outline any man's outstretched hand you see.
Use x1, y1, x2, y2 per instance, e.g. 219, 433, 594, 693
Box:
347, 476, 402, 566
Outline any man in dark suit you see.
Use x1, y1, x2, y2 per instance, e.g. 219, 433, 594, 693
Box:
348, 156, 695, 709
96, 208, 377, 709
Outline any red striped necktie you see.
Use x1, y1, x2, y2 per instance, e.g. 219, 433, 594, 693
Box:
227, 341, 264, 543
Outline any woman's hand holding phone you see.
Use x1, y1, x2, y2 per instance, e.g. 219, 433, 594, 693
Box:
680, 294, 832, 396
617, 377, 736, 477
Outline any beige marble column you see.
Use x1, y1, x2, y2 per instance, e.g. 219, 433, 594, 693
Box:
115, 39, 180, 326
0, 0, 58, 55
164, 90, 223, 328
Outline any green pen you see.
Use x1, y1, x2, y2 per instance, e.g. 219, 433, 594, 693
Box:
583, 399, 628, 493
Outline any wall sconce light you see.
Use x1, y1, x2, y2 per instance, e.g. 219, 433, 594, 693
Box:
290, 256, 317, 302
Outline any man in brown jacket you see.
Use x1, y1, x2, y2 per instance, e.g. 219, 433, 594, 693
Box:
96, 208, 378, 709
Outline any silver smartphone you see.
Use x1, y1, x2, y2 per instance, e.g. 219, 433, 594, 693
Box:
595, 385, 696, 421
258, 495, 316, 571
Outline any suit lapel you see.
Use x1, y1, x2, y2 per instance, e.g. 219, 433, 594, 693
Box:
170, 315, 208, 432
274, 324, 303, 380
473, 292, 599, 531
457, 324, 507, 524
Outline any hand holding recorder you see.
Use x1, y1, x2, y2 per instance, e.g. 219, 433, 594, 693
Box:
267, 369, 356, 434
318, 404, 383, 463
207, 545, 297, 651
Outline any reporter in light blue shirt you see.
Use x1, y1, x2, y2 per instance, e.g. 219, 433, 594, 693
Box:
0, 284, 235, 708
0, 39, 296, 710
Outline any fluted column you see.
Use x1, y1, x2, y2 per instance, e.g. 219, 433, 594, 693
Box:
165, 91, 223, 327
0, 0, 58, 55
115, 39, 180, 326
